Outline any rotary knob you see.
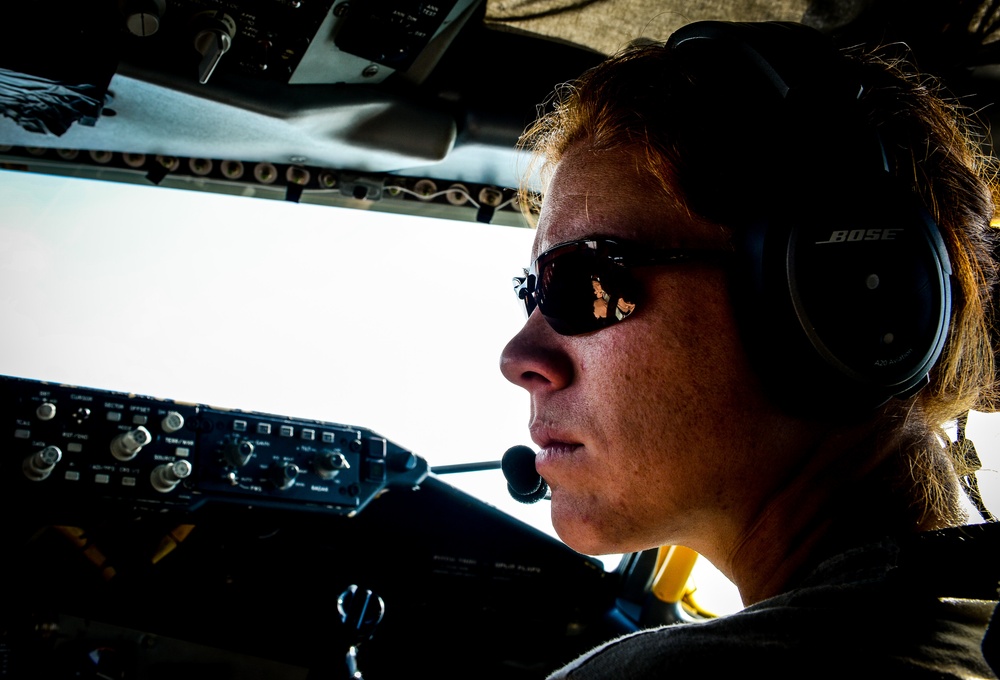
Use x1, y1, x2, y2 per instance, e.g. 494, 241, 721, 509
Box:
273, 463, 300, 490
23, 445, 62, 481
338, 585, 385, 644
111, 426, 152, 461
221, 437, 255, 467
151, 460, 193, 493
121, 0, 167, 37
161, 411, 185, 433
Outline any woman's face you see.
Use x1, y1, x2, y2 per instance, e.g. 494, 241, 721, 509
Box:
500, 145, 812, 560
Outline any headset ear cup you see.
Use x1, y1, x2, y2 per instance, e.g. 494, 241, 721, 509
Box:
788, 197, 951, 395
668, 21, 953, 414
732, 190, 952, 415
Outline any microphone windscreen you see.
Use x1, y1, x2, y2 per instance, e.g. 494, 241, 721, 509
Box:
502, 445, 549, 503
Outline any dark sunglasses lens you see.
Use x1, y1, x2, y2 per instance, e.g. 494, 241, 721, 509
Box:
537, 250, 637, 335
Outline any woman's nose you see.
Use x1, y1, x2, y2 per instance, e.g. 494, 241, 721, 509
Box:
499, 311, 574, 392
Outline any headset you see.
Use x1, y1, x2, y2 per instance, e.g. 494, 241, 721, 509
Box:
664, 21, 953, 415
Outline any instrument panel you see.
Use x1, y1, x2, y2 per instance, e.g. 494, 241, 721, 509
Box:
3, 374, 426, 519
0, 374, 626, 679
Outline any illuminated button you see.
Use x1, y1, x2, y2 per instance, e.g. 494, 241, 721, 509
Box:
132, 414, 148, 425
175, 446, 190, 457
95, 473, 111, 484
365, 459, 387, 482
257, 423, 271, 435
365, 438, 386, 458
122, 476, 137, 487
107, 411, 123, 422
301, 429, 315, 441
279, 425, 294, 438
233, 420, 247, 432
65, 470, 80, 481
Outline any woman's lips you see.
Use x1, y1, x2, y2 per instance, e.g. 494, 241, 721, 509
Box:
535, 441, 584, 469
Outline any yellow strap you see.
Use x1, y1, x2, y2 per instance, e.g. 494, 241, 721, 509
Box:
651, 545, 699, 604
151, 523, 196, 564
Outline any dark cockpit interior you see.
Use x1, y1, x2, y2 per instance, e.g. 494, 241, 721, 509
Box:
3, 2, 1000, 678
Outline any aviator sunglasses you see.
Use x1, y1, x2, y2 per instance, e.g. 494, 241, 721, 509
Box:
513, 238, 728, 336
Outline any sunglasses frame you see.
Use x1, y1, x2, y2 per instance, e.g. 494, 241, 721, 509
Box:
513, 238, 728, 335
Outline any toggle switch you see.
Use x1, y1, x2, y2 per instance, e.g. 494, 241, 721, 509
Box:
193, 11, 237, 84
315, 451, 350, 479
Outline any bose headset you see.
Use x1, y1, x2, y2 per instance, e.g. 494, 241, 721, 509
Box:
664, 21, 953, 415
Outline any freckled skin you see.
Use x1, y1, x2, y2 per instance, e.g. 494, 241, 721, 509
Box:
500, 145, 828, 600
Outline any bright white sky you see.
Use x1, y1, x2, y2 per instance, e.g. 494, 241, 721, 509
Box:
1, 167, 997, 615
0, 168, 556, 541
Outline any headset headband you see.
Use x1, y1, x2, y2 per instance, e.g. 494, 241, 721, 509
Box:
664, 21, 952, 414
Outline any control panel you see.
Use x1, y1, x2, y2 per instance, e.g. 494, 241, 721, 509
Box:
122, 0, 336, 83
2, 374, 427, 517
113, 0, 478, 85
333, 0, 461, 71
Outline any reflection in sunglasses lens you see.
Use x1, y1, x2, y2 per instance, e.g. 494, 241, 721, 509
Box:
515, 239, 720, 336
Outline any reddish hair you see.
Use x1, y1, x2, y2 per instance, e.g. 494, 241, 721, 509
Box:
519, 38, 1000, 522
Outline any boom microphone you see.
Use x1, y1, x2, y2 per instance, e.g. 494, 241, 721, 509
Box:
502, 445, 549, 504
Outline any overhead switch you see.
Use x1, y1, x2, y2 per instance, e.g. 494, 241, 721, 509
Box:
193, 11, 237, 84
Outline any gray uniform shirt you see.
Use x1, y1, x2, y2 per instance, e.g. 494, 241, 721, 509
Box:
549, 535, 998, 679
